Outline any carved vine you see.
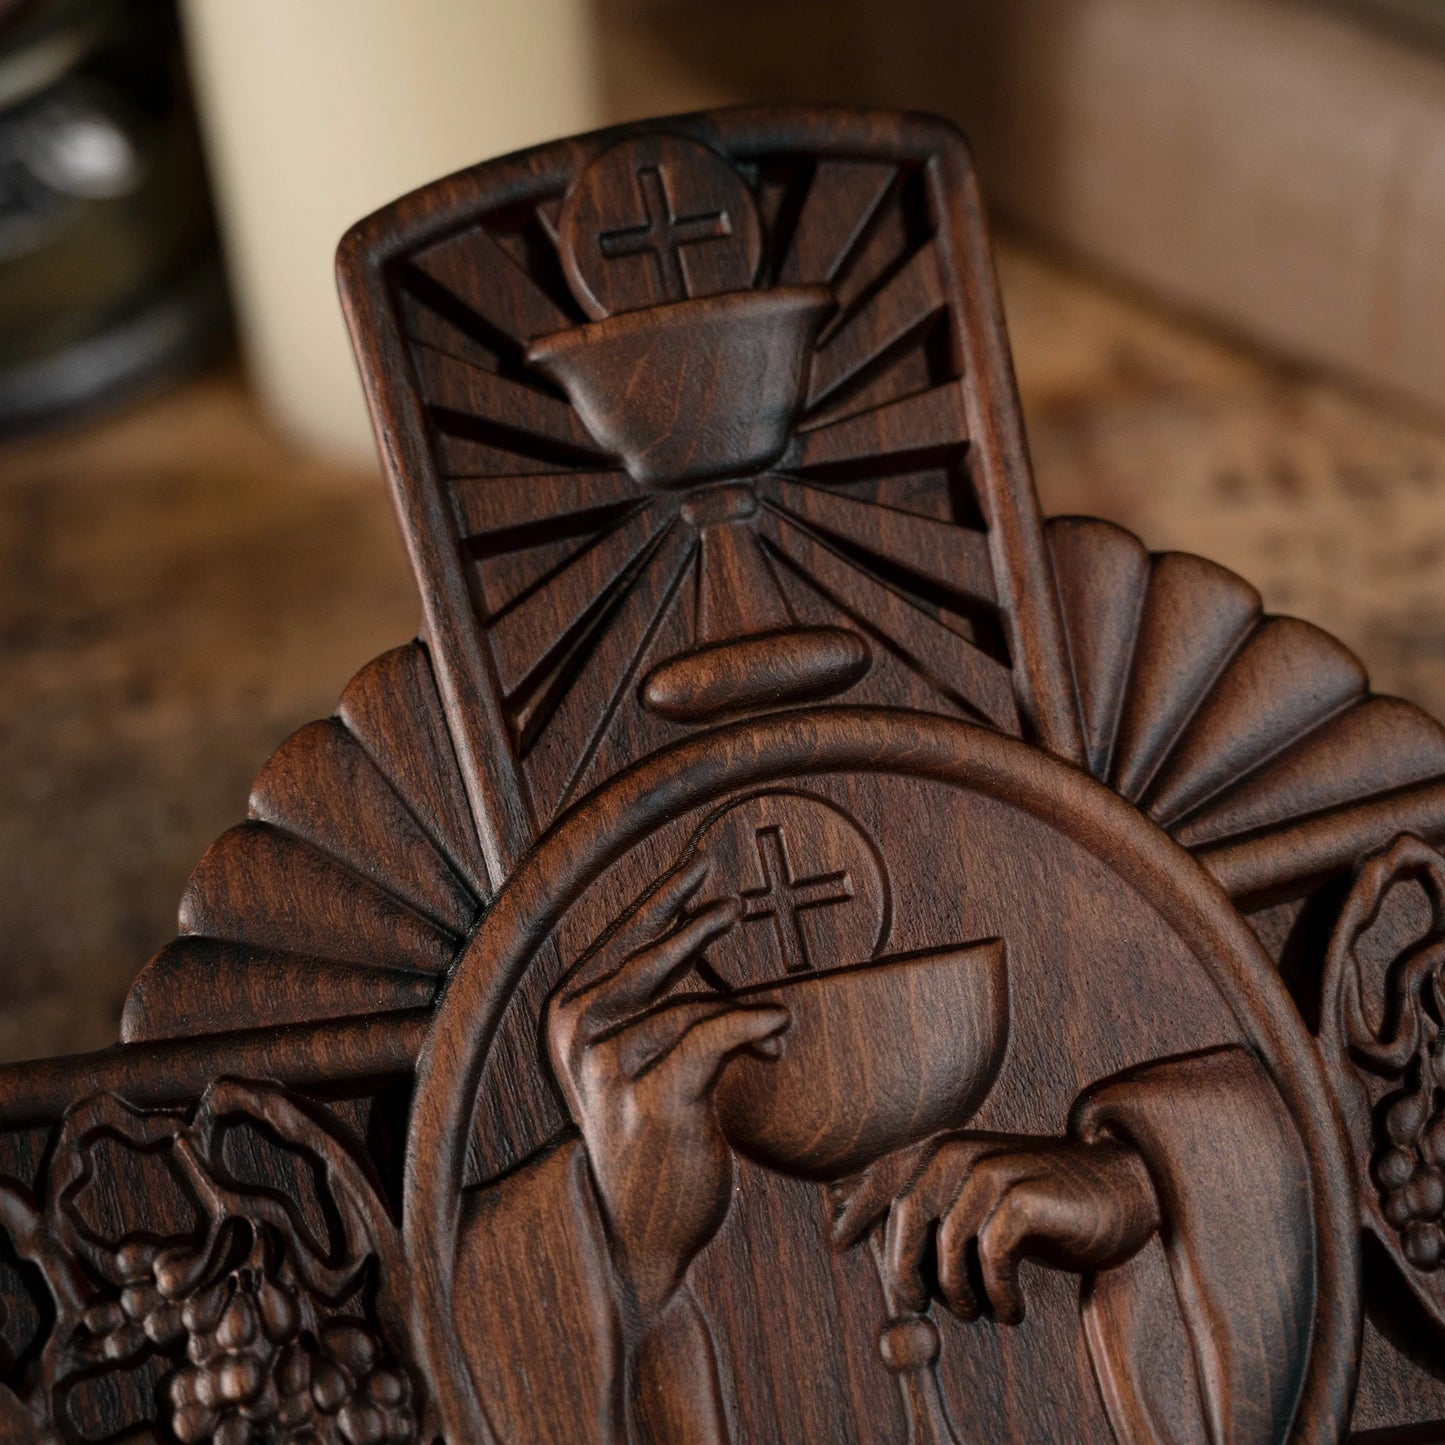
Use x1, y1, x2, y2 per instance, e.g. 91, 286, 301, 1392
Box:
1321, 834, 1445, 1310
0, 1080, 417, 1444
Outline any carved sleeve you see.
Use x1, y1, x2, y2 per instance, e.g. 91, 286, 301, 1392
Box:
1072, 1047, 1315, 1445
454, 1139, 625, 1444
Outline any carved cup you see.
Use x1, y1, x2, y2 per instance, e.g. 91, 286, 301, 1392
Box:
526, 287, 833, 486
714, 940, 1009, 1180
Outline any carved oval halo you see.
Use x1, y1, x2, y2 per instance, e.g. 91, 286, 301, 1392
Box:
403, 708, 1359, 1445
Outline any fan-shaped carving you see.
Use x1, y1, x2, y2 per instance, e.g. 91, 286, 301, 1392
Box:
121, 644, 487, 1042
1048, 518, 1445, 905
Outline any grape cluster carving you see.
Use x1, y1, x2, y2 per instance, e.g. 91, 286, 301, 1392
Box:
81, 1232, 418, 1444
0, 1081, 418, 1444
1320, 835, 1445, 1316
1374, 1052, 1445, 1272
163, 1262, 415, 1445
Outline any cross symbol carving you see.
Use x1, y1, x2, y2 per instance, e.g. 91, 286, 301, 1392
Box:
597, 165, 732, 303
738, 825, 854, 974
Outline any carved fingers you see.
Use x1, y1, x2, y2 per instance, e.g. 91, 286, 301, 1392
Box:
549, 857, 716, 1081
610, 994, 788, 1090
849, 1134, 1160, 1326
580, 988, 787, 1316
883, 1136, 1026, 1315
560, 855, 712, 1004
935, 1149, 1055, 1323
580, 901, 741, 1042
552, 856, 790, 1090
829, 1136, 941, 1251
659, 1004, 789, 1097
543, 856, 790, 1317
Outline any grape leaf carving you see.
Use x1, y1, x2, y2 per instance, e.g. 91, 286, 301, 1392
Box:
1320, 833, 1445, 1322
0, 1080, 419, 1444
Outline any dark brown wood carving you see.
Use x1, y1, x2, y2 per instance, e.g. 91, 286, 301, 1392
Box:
2, 105, 1444, 1443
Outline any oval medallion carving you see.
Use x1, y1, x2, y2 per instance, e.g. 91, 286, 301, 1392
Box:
404, 710, 1357, 1445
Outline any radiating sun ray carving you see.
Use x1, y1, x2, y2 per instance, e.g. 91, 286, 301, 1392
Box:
384, 149, 1008, 833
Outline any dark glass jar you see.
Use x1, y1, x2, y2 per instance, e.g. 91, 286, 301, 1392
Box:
0, 0, 225, 434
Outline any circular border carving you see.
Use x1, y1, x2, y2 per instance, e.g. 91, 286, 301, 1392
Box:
404, 707, 1359, 1443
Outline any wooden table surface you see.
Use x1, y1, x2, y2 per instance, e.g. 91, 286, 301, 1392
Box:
2, 238, 1443, 1064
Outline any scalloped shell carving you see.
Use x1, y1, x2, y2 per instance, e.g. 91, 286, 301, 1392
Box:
1048, 518, 1445, 902
122, 644, 485, 1041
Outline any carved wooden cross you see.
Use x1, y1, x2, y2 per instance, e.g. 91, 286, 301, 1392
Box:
0, 105, 1443, 1445
597, 163, 732, 302
737, 823, 855, 974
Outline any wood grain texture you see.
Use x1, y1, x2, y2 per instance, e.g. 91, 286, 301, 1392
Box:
0, 105, 1443, 1441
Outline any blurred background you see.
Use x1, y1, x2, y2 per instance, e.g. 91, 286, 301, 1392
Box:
1, 0, 1444, 1064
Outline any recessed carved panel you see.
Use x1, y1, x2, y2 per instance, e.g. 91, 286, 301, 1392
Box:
341, 109, 1042, 873
405, 716, 1351, 1444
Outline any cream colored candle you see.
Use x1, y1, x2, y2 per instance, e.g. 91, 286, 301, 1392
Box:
181, 0, 602, 460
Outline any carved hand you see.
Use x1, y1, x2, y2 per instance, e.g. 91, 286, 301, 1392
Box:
833, 1132, 1160, 1324
547, 856, 790, 1317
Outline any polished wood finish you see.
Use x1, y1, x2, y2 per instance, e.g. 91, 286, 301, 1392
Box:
1, 105, 1443, 1442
